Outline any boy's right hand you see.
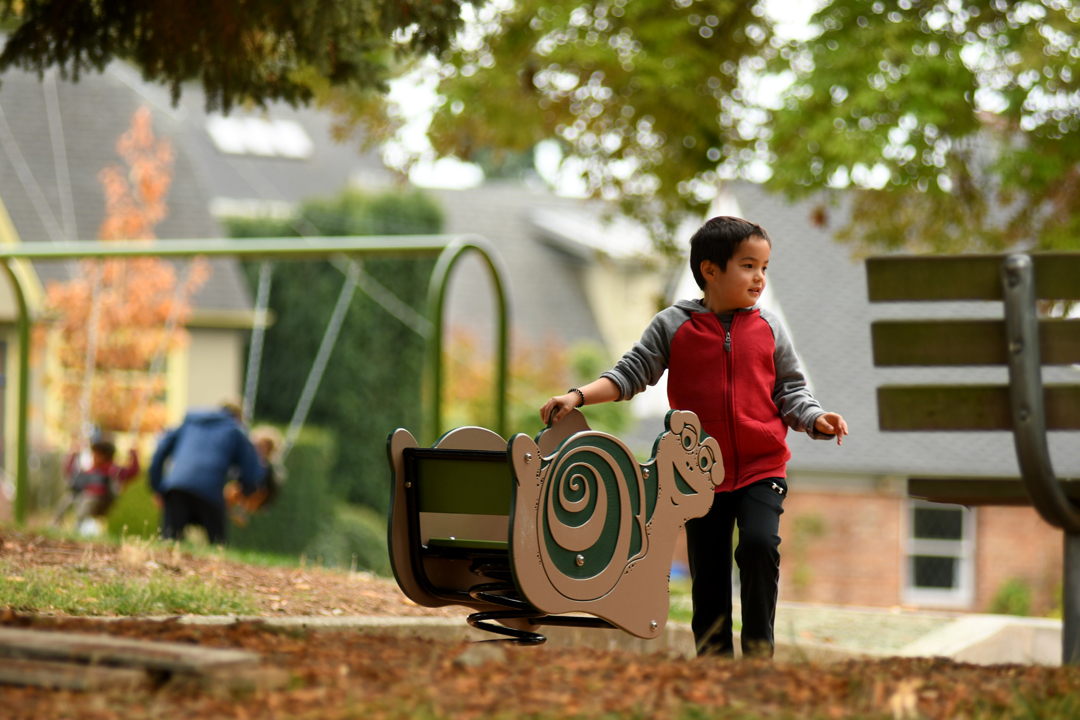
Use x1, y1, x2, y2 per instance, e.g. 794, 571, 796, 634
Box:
540, 394, 579, 425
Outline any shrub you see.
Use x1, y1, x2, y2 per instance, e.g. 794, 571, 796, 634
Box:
107, 476, 159, 538
989, 577, 1033, 617
27, 451, 66, 516
303, 503, 391, 575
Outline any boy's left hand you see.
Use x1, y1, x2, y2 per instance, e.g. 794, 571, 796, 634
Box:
815, 412, 849, 445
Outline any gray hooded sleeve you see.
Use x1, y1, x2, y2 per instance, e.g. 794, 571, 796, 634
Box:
600, 305, 687, 401
759, 308, 831, 439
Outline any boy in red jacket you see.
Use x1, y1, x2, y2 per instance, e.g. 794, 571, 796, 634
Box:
541, 216, 848, 658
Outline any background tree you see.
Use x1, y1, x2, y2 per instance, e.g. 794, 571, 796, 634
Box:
426, 0, 774, 248
42, 107, 208, 444
767, 0, 1080, 254
444, 329, 632, 443
0, 0, 469, 111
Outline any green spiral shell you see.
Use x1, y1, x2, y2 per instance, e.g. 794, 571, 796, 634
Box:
538, 434, 648, 601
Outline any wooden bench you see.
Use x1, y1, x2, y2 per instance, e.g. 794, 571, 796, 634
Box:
386, 409, 720, 643
867, 251, 1080, 664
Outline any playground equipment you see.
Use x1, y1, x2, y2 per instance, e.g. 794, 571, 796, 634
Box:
386, 409, 720, 643
0, 235, 510, 524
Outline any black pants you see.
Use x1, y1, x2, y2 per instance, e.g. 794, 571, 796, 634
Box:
685, 476, 786, 658
161, 490, 227, 545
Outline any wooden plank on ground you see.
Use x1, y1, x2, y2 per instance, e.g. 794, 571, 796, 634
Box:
0, 656, 148, 691
866, 253, 1080, 302
872, 319, 1080, 366
909, 478, 1080, 506
877, 385, 1080, 430
0, 627, 258, 673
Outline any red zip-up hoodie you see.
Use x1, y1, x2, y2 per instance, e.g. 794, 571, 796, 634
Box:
602, 299, 831, 492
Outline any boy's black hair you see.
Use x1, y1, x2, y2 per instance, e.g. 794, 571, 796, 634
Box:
689, 216, 772, 290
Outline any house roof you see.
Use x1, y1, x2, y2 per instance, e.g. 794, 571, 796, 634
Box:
724, 181, 1080, 479
8, 58, 1072, 481
422, 178, 1080, 480
0, 63, 253, 315
430, 183, 613, 351
0, 55, 400, 313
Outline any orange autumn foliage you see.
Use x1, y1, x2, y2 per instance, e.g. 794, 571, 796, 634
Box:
41, 106, 210, 441
442, 326, 569, 435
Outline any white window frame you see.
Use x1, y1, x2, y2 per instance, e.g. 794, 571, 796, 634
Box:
901, 499, 976, 608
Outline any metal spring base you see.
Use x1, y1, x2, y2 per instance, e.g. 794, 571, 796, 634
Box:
466, 559, 546, 644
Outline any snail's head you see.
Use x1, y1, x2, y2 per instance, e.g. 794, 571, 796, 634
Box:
663, 410, 720, 506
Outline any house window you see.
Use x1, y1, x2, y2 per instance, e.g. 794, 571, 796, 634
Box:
902, 500, 975, 607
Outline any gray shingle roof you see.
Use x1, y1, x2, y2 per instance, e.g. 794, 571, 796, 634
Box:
728, 181, 1080, 479
169, 85, 392, 208
0, 64, 250, 312
432, 183, 608, 351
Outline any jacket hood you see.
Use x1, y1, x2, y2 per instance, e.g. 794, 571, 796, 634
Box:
183, 409, 238, 427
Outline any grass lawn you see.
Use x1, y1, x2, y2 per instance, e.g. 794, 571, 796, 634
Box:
0, 557, 257, 616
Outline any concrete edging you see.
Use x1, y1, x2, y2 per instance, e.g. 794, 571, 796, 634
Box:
94, 612, 1064, 665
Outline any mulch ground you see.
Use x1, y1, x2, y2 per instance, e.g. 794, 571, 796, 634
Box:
2, 530, 1079, 719
2, 612, 1078, 720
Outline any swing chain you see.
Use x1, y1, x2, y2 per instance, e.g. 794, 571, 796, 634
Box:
79, 261, 104, 448
242, 260, 274, 424
280, 257, 360, 462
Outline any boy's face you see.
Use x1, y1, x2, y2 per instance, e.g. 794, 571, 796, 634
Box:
700, 235, 770, 313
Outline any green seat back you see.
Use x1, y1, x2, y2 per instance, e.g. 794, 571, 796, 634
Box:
405, 448, 512, 551
412, 454, 512, 516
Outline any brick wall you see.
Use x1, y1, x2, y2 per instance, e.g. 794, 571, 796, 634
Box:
671, 486, 1064, 615
775, 491, 1063, 613
777, 491, 903, 607
974, 506, 1063, 615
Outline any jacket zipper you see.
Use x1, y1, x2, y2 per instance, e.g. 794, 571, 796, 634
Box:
724, 313, 739, 484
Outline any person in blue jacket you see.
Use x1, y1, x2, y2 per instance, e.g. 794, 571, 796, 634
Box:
149, 402, 266, 544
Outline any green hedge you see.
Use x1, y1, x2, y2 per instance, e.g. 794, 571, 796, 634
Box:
303, 503, 390, 575
107, 477, 159, 538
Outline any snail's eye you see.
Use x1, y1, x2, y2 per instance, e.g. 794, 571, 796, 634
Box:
697, 446, 715, 473
681, 426, 698, 450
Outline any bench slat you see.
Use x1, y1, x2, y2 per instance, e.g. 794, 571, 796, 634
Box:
877, 385, 1080, 430
872, 319, 1080, 366
867, 254, 1080, 302
909, 477, 1080, 506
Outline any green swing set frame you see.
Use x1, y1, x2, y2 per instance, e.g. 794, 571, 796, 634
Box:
0, 235, 511, 524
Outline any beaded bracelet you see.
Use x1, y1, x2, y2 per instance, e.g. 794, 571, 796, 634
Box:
568, 388, 585, 408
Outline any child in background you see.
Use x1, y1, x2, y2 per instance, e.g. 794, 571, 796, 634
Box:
225, 425, 285, 526
54, 431, 140, 534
